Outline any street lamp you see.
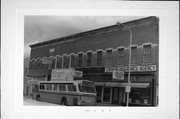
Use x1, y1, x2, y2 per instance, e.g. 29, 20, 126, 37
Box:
117, 22, 132, 106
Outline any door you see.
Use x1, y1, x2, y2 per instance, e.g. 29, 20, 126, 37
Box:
112, 87, 119, 104
96, 86, 102, 102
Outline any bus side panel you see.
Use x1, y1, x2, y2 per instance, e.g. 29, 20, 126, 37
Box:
66, 93, 79, 106
40, 92, 62, 104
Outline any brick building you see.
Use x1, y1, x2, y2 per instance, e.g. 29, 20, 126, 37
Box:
28, 16, 159, 106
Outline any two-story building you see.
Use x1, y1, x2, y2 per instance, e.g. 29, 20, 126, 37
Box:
28, 16, 159, 106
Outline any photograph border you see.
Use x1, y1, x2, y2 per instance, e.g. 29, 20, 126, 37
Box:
2, 1, 179, 119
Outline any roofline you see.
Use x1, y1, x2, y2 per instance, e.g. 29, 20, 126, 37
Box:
29, 16, 158, 48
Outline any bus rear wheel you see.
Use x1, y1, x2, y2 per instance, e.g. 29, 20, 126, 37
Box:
61, 98, 67, 106
36, 95, 41, 101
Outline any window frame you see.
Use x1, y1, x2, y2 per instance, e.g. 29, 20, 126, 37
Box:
87, 52, 92, 67
143, 44, 152, 63
70, 54, 75, 68
117, 48, 124, 65
131, 46, 137, 64
97, 51, 103, 66
106, 49, 113, 66
78, 53, 83, 67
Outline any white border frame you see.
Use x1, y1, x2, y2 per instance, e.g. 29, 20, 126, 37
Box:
2, 1, 179, 119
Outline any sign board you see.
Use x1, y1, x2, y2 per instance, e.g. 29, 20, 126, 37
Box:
125, 85, 131, 93
73, 70, 83, 78
49, 48, 55, 53
112, 70, 124, 80
105, 65, 156, 72
51, 69, 74, 81
41, 58, 52, 64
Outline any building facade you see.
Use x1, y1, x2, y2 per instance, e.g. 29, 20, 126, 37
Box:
28, 16, 159, 106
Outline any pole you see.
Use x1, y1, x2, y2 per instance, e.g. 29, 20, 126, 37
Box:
118, 22, 132, 106
126, 27, 132, 106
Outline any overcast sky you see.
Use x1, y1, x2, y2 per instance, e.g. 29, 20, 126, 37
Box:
24, 16, 145, 58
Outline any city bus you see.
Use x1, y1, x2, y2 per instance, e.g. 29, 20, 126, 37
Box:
32, 80, 97, 106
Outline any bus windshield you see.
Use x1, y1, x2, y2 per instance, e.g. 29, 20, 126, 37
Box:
78, 85, 96, 93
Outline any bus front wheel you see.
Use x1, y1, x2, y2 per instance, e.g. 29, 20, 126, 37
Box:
61, 98, 67, 106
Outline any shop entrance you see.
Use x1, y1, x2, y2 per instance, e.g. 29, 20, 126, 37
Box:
112, 87, 119, 104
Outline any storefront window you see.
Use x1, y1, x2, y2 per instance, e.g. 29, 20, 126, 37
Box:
129, 87, 151, 105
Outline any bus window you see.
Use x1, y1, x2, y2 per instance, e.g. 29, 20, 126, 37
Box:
79, 85, 96, 93
59, 84, 66, 91
53, 84, 58, 91
68, 85, 76, 92
46, 84, 52, 90
40, 84, 45, 90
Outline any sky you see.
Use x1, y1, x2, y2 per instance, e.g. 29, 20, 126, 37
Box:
24, 16, 145, 58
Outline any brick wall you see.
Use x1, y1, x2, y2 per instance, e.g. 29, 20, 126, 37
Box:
29, 17, 159, 70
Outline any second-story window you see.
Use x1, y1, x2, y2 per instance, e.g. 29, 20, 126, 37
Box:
97, 51, 102, 66
63, 55, 70, 68
131, 46, 137, 64
106, 50, 113, 66
87, 52, 92, 67
29, 60, 33, 70
143, 45, 151, 63
33, 60, 38, 69
51, 58, 56, 69
56, 56, 62, 69
78, 53, 83, 67
37, 59, 42, 69
70, 54, 75, 68
117, 48, 124, 65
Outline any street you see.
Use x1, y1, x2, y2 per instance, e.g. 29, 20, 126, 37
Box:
24, 96, 60, 106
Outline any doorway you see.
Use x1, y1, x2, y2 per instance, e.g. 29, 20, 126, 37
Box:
112, 87, 120, 104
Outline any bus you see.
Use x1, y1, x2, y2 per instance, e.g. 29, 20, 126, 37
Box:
32, 80, 97, 106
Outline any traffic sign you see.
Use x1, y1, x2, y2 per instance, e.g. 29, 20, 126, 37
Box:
125, 85, 131, 93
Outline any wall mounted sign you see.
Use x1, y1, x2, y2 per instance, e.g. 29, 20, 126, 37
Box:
51, 69, 74, 81
49, 48, 55, 53
105, 65, 156, 72
112, 70, 124, 80
73, 70, 83, 78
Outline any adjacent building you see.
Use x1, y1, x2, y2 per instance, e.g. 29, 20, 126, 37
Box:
28, 16, 159, 106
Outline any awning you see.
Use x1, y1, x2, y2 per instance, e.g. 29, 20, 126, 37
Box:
27, 69, 51, 78
95, 82, 150, 88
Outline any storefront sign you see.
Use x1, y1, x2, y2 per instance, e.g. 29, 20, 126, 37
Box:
49, 48, 55, 53
112, 70, 124, 80
73, 70, 83, 78
105, 65, 156, 72
51, 69, 74, 81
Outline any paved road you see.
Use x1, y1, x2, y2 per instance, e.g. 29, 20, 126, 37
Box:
24, 96, 60, 106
